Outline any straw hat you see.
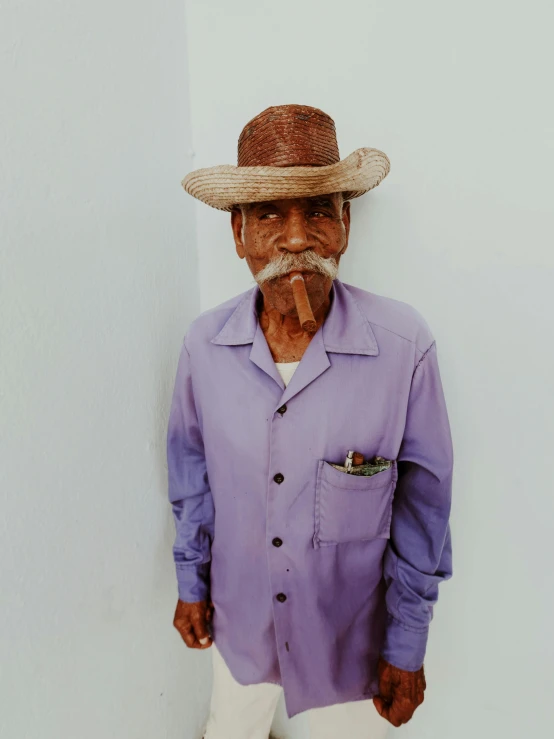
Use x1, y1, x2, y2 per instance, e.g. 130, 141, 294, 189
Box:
181, 104, 390, 211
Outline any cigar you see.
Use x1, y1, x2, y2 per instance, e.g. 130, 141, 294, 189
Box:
289, 271, 317, 333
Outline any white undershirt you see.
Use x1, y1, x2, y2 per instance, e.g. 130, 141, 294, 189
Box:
274, 361, 300, 387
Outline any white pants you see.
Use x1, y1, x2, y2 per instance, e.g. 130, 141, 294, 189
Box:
203, 643, 390, 739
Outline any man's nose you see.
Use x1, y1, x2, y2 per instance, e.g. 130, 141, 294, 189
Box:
280, 211, 309, 253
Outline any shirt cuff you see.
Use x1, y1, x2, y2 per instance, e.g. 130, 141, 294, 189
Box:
176, 562, 210, 603
380, 612, 429, 671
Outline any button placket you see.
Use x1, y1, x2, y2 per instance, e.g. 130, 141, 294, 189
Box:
268, 395, 292, 674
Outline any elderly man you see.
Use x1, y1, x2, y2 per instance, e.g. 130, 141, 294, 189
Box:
167, 104, 454, 739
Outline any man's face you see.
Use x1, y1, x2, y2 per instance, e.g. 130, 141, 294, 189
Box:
231, 192, 351, 316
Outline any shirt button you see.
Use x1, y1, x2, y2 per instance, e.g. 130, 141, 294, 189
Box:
273, 473, 284, 484
272, 537, 283, 547
276, 593, 287, 603
277, 404, 287, 415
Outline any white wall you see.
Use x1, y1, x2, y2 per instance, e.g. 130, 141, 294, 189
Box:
0, 2, 208, 738
184, 2, 554, 738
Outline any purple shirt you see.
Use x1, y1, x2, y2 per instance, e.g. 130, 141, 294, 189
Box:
167, 278, 454, 718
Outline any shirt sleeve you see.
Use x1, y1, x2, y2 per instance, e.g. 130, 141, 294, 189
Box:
166, 337, 214, 603
380, 340, 454, 671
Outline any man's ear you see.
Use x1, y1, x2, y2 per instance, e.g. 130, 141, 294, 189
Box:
339, 199, 351, 256
231, 206, 246, 259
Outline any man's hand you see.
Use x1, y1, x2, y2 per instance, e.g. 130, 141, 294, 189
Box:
173, 599, 213, 649
372, 656, 426, 727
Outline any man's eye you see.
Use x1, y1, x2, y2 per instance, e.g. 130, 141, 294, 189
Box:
311, 211, 329, 218
260, 212, 280, 220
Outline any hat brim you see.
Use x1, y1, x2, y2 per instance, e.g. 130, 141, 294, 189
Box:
181, 147, 390, 211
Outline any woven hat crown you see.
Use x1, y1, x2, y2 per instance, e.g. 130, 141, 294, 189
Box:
237, 104, 340, 168
180, 102, 390, 210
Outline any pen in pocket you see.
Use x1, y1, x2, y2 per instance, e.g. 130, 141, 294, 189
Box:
330, 450, 392, 476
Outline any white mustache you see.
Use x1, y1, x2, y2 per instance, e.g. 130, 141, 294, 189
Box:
254, 251, 339, 285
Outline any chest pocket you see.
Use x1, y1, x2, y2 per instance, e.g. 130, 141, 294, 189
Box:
313, 459, 398, 548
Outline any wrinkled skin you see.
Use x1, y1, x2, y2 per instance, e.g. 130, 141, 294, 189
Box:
372, 656, 426, 726
230, 192, 350, 362
173, 193, 427, 726
173, 599, 213, 650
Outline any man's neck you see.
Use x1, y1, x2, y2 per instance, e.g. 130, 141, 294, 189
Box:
258, 291, 332, 363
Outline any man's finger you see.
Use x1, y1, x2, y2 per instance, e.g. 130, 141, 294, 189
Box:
180, 626, 210, 649
372, 695, 388, 718
373, 695, 415, 727
388, 703, 406, 727
392, 695, 417, 726
416, 674, 426, 705
173, 616, 202, 649
377, 664, 394, 703
191, 612, 210, 638
190, 612, 212, 648
373, 696, 400, 727
173, 615, 190, 638
176, 622, 197, 648
196, 633, 212, 647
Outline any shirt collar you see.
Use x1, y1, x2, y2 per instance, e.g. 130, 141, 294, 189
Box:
210, 278, 379, 357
